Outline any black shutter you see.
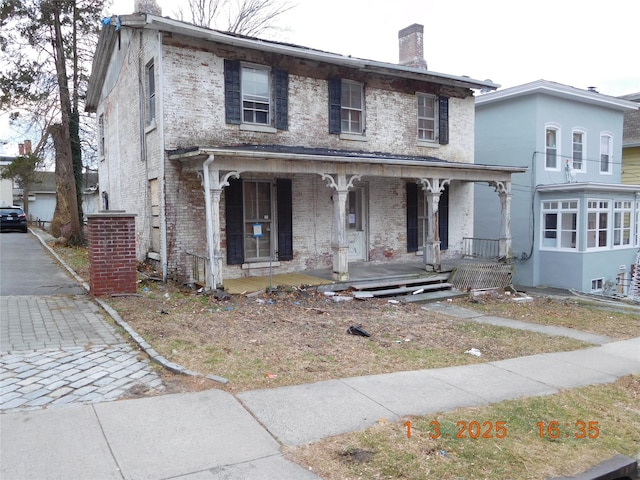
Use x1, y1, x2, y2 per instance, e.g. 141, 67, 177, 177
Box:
438, 96, 449, 145
276, 178, 293, 261
328, 77, 342, 134
274, 69, 289, 130
438, 186, 449, 251
406, 182, 418, 252
225, 178, 244, 265
224, 59, 241, 125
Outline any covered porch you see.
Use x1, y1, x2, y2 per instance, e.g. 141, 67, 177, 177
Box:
170, 146, 526, 291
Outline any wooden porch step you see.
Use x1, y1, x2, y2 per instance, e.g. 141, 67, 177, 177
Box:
362, 282, 453, 297
400, 288, 467, 304
351, 274, 450, 291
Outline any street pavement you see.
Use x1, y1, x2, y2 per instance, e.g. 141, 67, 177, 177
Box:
1, 229, 639, 479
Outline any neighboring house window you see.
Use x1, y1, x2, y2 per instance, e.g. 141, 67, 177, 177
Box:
341, 80, 364, 134
224, 60, 288, 130
587, 200, 609, 248
98, 113, 105, 158
600, 133, 613, 174
572, 129, 585, 171
146, 61, 155, 125
225, 178, 293, 265
149, 179, 160, 253
242, 65, 270, 125
591, 278, 604, 292
541, 200, 578, 249
545, 126, 560, 170
613, 200, 632, 247
417, 93, 437, 142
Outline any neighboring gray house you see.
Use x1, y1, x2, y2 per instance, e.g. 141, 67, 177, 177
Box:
85, 12, 525, 289
475, 80, 640, 295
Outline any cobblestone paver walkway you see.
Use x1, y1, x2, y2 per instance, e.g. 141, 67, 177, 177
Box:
1, 295, 165, 414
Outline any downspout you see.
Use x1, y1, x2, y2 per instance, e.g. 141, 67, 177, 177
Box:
202, 154, 216, 290
157, 31, 168, 281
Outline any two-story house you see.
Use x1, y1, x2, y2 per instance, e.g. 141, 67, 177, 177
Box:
86, 11, 526, 290
474, 80, 640, 295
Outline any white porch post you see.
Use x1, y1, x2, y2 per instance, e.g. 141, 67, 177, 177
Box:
491, 181, 512, 259
417, 178, 449, 272
202, 164, 241, 290
321, 172, 361, 281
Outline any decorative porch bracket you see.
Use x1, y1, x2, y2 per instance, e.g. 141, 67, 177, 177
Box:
321, 173, 362, 281
489, 180, 512, 260
199, 168, 242, 289
417, 177, 450, 272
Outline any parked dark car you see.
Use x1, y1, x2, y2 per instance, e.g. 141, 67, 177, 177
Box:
0, 206, 28, 233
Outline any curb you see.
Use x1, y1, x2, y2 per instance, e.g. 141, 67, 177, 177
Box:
31, 228, 229, 384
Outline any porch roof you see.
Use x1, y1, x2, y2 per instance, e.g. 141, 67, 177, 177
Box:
168, 145, 527, 183
537, 182, 640, 194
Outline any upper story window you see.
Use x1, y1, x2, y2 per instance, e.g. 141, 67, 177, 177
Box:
224, 60, 289, 131
341, 80, 364, 134
545, 126, 560, 170
600, 133, 613, 174
587, 199, 609, 249
241, 65, 270, 125
417, 93, 437, 142
146, 61, 155, 125
541, 200, 578, 250
98, 113, 105, 159
572, 129, 586, 172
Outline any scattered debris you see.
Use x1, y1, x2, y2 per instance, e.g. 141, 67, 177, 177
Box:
341, 448, 376, 464
512, 296, 534, 303
413, 288, 424, 295
464, 348, 482, 357
266, 373, 278, 378
323, 291, 336, 296
353, 292, 374, 300
332, 295, 353, 302
214, 290, 231, 301
160, 309, 169, 315
388, 299, 400, 304
346, 325, 371, 337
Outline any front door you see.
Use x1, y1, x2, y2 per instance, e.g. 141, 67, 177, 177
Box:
346, 186, 367, 261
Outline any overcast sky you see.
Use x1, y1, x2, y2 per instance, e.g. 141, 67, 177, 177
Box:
2, 0, 638, 154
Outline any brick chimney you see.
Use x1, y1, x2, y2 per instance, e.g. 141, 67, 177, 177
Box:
18, 144, 24, 155
24, 140, 32, 154
399, 24, 427, 70
134, 0, 162, 15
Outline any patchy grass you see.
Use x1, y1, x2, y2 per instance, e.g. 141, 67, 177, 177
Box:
452, 293, 640, 340
285, 375, 640, 480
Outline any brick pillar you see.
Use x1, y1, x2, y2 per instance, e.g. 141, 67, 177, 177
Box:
87, 212, 137, 296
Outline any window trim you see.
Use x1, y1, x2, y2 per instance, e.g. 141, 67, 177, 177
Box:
540, 199, 579, 251
241, 63, 271, 126
586, 199, 610, 250
98, 113, 105, 160
613, 200, 633, 248
145, 60, 156, 126
571, 128, 586, 173
599, 132, 613, 175
591, 278, 604, 293
242, 179, 274, 263
340, 79, 365, 135
417, 93, 438, 143
544, 124, 561, 171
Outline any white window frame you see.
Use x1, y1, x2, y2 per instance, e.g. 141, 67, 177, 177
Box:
591, 278, 604, 293
613, 200, 633, 248
243, 180, 274, 262
599, 132, 613, 174
146, 60, 155, 126
341, 80, 364, 134
545, 124, 561, 171
541, 200, 579, 250
571, 128, 586, 173
587, 199, 610, 249
417, 93, 437, 143
241, 64, 271, 126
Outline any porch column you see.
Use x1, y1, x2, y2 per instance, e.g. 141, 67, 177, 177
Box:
321, 172, 362, 281
203, 166, 241, 290
417, 178, 449, 272
491, 181, 512, 259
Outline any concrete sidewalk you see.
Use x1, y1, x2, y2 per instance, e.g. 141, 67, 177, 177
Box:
2, 337, 638, 479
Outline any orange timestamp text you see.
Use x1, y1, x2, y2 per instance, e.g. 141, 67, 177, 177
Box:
537, 421, 600, 439
404, 420, 508, 440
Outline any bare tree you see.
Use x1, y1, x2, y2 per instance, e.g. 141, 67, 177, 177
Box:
174, 0, 294, 36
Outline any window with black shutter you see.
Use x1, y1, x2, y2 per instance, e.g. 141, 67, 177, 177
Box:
274, 69, 289, 130
406, 183, 418, 252
225, 178, 244, 264
277, 179, 293, 260
224, 60, 241, 124
438, 96, 449, 145
328, 77, 342, 134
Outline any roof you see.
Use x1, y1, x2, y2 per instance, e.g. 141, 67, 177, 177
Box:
168, 144, 528, 174
536, 182, 640, 194
87, 14, 500, 111
475, 79, 640, 112
619, 92, 640, 147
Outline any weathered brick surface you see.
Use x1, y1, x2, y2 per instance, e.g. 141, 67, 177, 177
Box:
87, 214, 137, 296
99, 29, 478, 282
